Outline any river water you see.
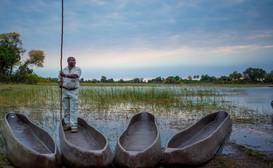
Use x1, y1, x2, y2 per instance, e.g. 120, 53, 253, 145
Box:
223, 86, 273, 114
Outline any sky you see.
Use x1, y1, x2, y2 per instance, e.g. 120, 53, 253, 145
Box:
0, 0, 273, 80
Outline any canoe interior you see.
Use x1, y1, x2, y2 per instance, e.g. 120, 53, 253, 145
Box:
120, 112, 157, 151
168, 111, 229, 148
6, 113, 55, 154
63, 118, 106, 151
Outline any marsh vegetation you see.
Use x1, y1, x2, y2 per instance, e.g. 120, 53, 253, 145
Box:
0, 84, 272, 167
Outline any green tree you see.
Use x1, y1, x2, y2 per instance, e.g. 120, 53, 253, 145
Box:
217, 76, 231, 84
16, 64, 33, 76
0, 32, 25, 76
107, 78, 114, 83
148, 77, 163, 83
26, 50, 45, 67
193, 75, 200, 80
229, 71, 242, 81
91, 79, 99, 83
164, 76, 180, 84
200, 75, 216, 83
132, 78, 143, 83
265, 70, 273, 83
174, 75, 181, 81
15, 49, 45, 84
100, 76, 107, 82
243, 67, 267, 83
17, 50, 45, 76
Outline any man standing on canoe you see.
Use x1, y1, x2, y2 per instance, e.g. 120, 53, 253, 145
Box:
58, 57, 82, 133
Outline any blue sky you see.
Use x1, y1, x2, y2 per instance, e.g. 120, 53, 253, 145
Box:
0, 0, 273, 80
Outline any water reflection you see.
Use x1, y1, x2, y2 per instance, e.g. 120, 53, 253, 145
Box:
230, 123, 273, 152
223, 87, 273, 114
0, 106, 205, 152
80, 108, 204, 151
80, 85, 273, 115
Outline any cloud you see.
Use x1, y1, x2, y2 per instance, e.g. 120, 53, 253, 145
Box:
212, 45, 273, 54
247, 30, 273, 39
1, 0, 273, 79
50, 44, 272, 70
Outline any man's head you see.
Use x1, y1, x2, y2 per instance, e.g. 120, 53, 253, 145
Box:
67, 57, 76, 67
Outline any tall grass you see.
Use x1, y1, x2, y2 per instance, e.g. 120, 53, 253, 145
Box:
0, 84, 262, 121
0, 84, 226, 111
0, 84, 59, 108
78, 86, 227, 111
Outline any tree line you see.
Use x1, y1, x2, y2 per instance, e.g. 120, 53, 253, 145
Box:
77, 67, 272, 84
1, 32, 272, 85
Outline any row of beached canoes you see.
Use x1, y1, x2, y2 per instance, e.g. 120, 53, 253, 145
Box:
1, 111, 232, 168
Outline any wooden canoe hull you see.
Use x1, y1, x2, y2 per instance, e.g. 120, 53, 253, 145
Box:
1, 112, 61, 168
59, 118, 113, 168
114, 112, 162, 168
163, 111, 232, 166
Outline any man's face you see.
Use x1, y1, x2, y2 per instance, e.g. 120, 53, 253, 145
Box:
68, 57, 76, 67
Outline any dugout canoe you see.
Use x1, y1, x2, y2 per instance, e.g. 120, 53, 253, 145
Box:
163, 111, 232, 166
1, 112, 61, 168
59, 118, 113, 168
114, 112, 162, 168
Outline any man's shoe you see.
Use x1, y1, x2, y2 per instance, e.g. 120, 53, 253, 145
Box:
71, 128, 77, 133
63, 125, 71, 131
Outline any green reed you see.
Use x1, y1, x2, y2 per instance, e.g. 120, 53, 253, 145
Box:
0, 84, 59, 109
0, 83, 269, 124
0, 84, 226, 111
79, 86, 227, 111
